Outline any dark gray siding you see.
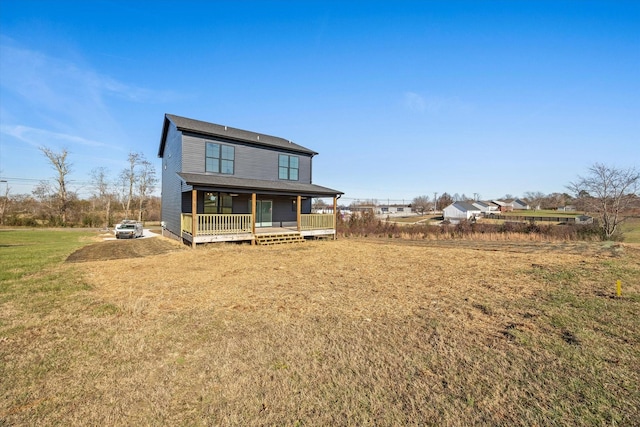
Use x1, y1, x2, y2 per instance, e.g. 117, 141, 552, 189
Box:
160, 122, 185, 236
181, 134, 312, 183
271, 197, 296, 223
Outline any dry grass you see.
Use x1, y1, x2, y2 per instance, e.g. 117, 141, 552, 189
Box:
2, 233, 639, 425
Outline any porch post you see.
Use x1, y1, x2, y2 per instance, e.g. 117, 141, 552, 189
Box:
296, 195, 302, 232
251, 193, 257, 245
333, 196, 338, 240
191, 189, 197, 248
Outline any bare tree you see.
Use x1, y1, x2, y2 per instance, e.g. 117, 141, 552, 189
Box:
437, 192, 454, 210
523, 191, 546, 211
90, 167, 113, 228
0, 180, 10, 225
38, 146, 72, 224
568, 163, 639, 239
411, 195, 431, 215
312, 198, 328, 212
136, 158, 158, 222
120, 152, 140, 219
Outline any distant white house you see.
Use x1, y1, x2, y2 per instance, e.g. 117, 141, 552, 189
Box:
472, 200, 498, 213
512, 199, 530, 210
443, 201, 482, 221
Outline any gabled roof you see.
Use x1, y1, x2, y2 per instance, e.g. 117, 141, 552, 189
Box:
473, 201, 491, 208
449, 201, 481, 212
159, 114, 318, 157
178, 172, 343, 197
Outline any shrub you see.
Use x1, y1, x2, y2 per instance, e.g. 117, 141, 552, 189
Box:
338, 216, 612, 242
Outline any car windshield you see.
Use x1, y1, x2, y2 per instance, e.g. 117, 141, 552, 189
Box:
119, 225, 135, 229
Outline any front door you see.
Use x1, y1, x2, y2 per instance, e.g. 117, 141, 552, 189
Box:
256, 200, 272, 227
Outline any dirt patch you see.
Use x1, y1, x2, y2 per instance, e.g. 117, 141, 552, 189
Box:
66, 236, 185, 262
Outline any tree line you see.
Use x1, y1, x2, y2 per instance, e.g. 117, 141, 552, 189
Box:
0, 147, 159, 228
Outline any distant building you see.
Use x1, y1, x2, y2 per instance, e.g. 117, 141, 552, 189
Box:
443, 201, 482, 221
378, 204, 412, 216
512, 199, 530, 210
472, 200, 498, 213
491, 200, 513, 212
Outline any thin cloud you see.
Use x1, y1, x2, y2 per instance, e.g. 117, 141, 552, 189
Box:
403, 91, 474, 114
0, 37, 176, 106
403, 92, 426, 112
0, 37, 179, 146
0, 124, 110, 149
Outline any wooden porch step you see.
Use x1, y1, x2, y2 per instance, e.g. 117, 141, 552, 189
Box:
255, 232, 305, 246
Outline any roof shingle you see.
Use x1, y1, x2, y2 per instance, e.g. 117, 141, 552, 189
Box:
159, 114, 317, 157
178, 172, 343, 197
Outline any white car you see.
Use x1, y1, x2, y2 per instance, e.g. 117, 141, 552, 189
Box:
114, 221, 143, 239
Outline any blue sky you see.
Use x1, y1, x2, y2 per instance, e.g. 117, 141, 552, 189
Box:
1, 0, 638, 203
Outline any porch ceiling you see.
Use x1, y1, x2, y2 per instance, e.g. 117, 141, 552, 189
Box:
178, 172, 343, 197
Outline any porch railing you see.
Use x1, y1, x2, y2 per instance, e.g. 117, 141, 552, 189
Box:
181, 213, 333, 236
300, 213, 334, 230
182, 214, 193, 235
181, 214, 253, 236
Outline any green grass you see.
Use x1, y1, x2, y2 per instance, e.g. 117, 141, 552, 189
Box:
620, 217, 640, 244
500, 209, 582, 218
0, 229, 94, 311
0, 229, 93, 280
518, 259, 640, 424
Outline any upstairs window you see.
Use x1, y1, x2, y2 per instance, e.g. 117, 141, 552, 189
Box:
279, 154, 299, 180
206, 142, 234, 174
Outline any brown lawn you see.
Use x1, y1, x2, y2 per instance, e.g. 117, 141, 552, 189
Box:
2, 235, 639, 425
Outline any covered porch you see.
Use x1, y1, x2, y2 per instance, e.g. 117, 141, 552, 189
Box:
180, 190, 339, 246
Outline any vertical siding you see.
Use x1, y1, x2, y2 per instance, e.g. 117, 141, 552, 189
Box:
181, 134, 312, 183
160, 122, 185, 236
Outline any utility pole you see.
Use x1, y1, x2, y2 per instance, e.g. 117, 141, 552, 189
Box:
433, 192, 438, 212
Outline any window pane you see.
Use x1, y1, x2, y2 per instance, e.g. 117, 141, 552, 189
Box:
289, 156, 299, 168
221, 194, 233, 208
206, 158, 219, 173
290, 168, 298, 181
221, 145, 234, 160
206, 143, 219, 158
221, 159, 234, 174
279, 155, 289, 167
279, 167, 288, 180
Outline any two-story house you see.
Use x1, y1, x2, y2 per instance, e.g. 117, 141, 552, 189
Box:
158, 114, 343, 246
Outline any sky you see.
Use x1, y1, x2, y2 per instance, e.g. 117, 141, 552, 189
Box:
0, 0, 638, 203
